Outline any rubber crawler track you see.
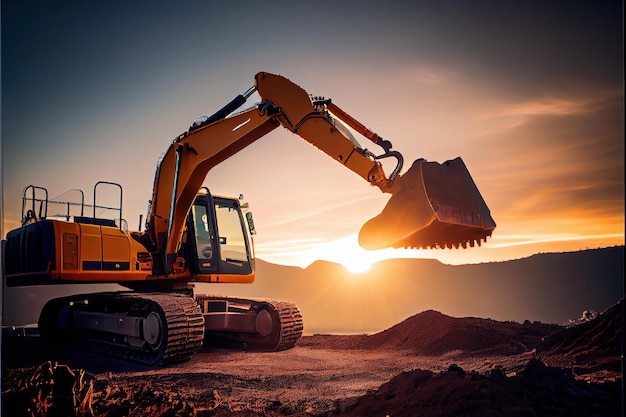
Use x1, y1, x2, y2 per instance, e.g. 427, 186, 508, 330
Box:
199, 297, 304, 351
125, 292, 205, 364
39, 292, 205, 365
267, 300, 304, 351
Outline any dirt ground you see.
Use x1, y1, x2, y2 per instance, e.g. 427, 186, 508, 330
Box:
2, 302, 622, 416
101, 339, 540, 415
2, 335, 621, 417
0, 336, 540, 416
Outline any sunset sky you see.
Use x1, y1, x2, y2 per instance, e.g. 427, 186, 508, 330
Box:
2, 1, 624, 272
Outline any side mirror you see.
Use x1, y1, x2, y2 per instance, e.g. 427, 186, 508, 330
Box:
246, 212, 256, 235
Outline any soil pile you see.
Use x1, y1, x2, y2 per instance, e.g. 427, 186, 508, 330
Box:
536, 297, 623, 381
358, 310, 563, 355
306, 310, 563, 356
338, 360, 621, 417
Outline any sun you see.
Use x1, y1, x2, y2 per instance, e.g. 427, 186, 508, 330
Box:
313, 234, 378, 274
271, 234, 425, 275
338, 251, 374, 274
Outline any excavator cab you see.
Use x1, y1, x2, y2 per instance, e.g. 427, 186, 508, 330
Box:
186, 189, 255, 280
358, 157, 496, 250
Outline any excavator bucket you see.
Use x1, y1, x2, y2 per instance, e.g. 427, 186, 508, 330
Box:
358, 157, 496, 250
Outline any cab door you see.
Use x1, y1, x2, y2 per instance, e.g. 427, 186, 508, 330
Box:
187, 193, 254, 282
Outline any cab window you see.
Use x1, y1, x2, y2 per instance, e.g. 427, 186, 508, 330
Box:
192, 204, 213, 261
215, 200, 248, 264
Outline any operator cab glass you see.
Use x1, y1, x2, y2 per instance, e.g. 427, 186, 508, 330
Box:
192, 205, 214, 264
214, 199, 249, 264
189, 194, 253, 277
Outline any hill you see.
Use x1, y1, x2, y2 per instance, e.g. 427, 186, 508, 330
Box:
201, 246, 624, 334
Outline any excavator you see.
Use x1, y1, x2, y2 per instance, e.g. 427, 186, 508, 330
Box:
2, 72, 496, 365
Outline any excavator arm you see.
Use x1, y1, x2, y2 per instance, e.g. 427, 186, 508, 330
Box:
145, 72, 495, 274
145, 99, 279, 273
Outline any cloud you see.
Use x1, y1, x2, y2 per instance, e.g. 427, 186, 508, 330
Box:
495, 86, 622, 117
406, 66, 457, 86
489, 233, 625, 249
260, 194, 384, 229
467, 86, 624, 246
501, 97, 594, 117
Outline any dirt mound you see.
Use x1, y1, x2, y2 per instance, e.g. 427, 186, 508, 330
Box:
536, 298, 623, 380
2, 361, 97, 417
348, 310, 562, 356
2, 364, 219, 417
338, 360, 621, 417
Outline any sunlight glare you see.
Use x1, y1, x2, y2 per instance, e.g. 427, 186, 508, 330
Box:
304, 234, 408, 274
315, 235, 374, 273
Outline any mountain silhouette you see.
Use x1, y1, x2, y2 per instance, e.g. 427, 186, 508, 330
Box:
2, 247, 623, 335
226, 246, 624, 333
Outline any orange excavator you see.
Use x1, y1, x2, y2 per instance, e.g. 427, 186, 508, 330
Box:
2, 72, 495, 365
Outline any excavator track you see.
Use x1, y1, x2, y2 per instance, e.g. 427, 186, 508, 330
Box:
197, 296, 304, 351
39, 292, 205, 365
259, 300, 304, 351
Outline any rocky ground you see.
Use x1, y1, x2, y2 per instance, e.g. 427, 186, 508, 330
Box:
2, 299, 622, 417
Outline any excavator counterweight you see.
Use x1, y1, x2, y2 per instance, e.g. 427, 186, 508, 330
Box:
359, 157, 496, 250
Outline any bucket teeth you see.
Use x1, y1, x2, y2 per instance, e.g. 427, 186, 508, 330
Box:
359, 157, 495, 250
400, 236, 487, 250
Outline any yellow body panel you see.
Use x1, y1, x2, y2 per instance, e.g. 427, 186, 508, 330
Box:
196, 272, 255, 284
47, 220, 149, 282
77, 223, 102, 266
101, 227, 130, 264
62, 232, 78, 270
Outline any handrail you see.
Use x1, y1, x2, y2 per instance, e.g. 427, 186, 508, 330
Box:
19, 182, 124, 229
94, 181, 123, 229
21, 185, 48, 222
